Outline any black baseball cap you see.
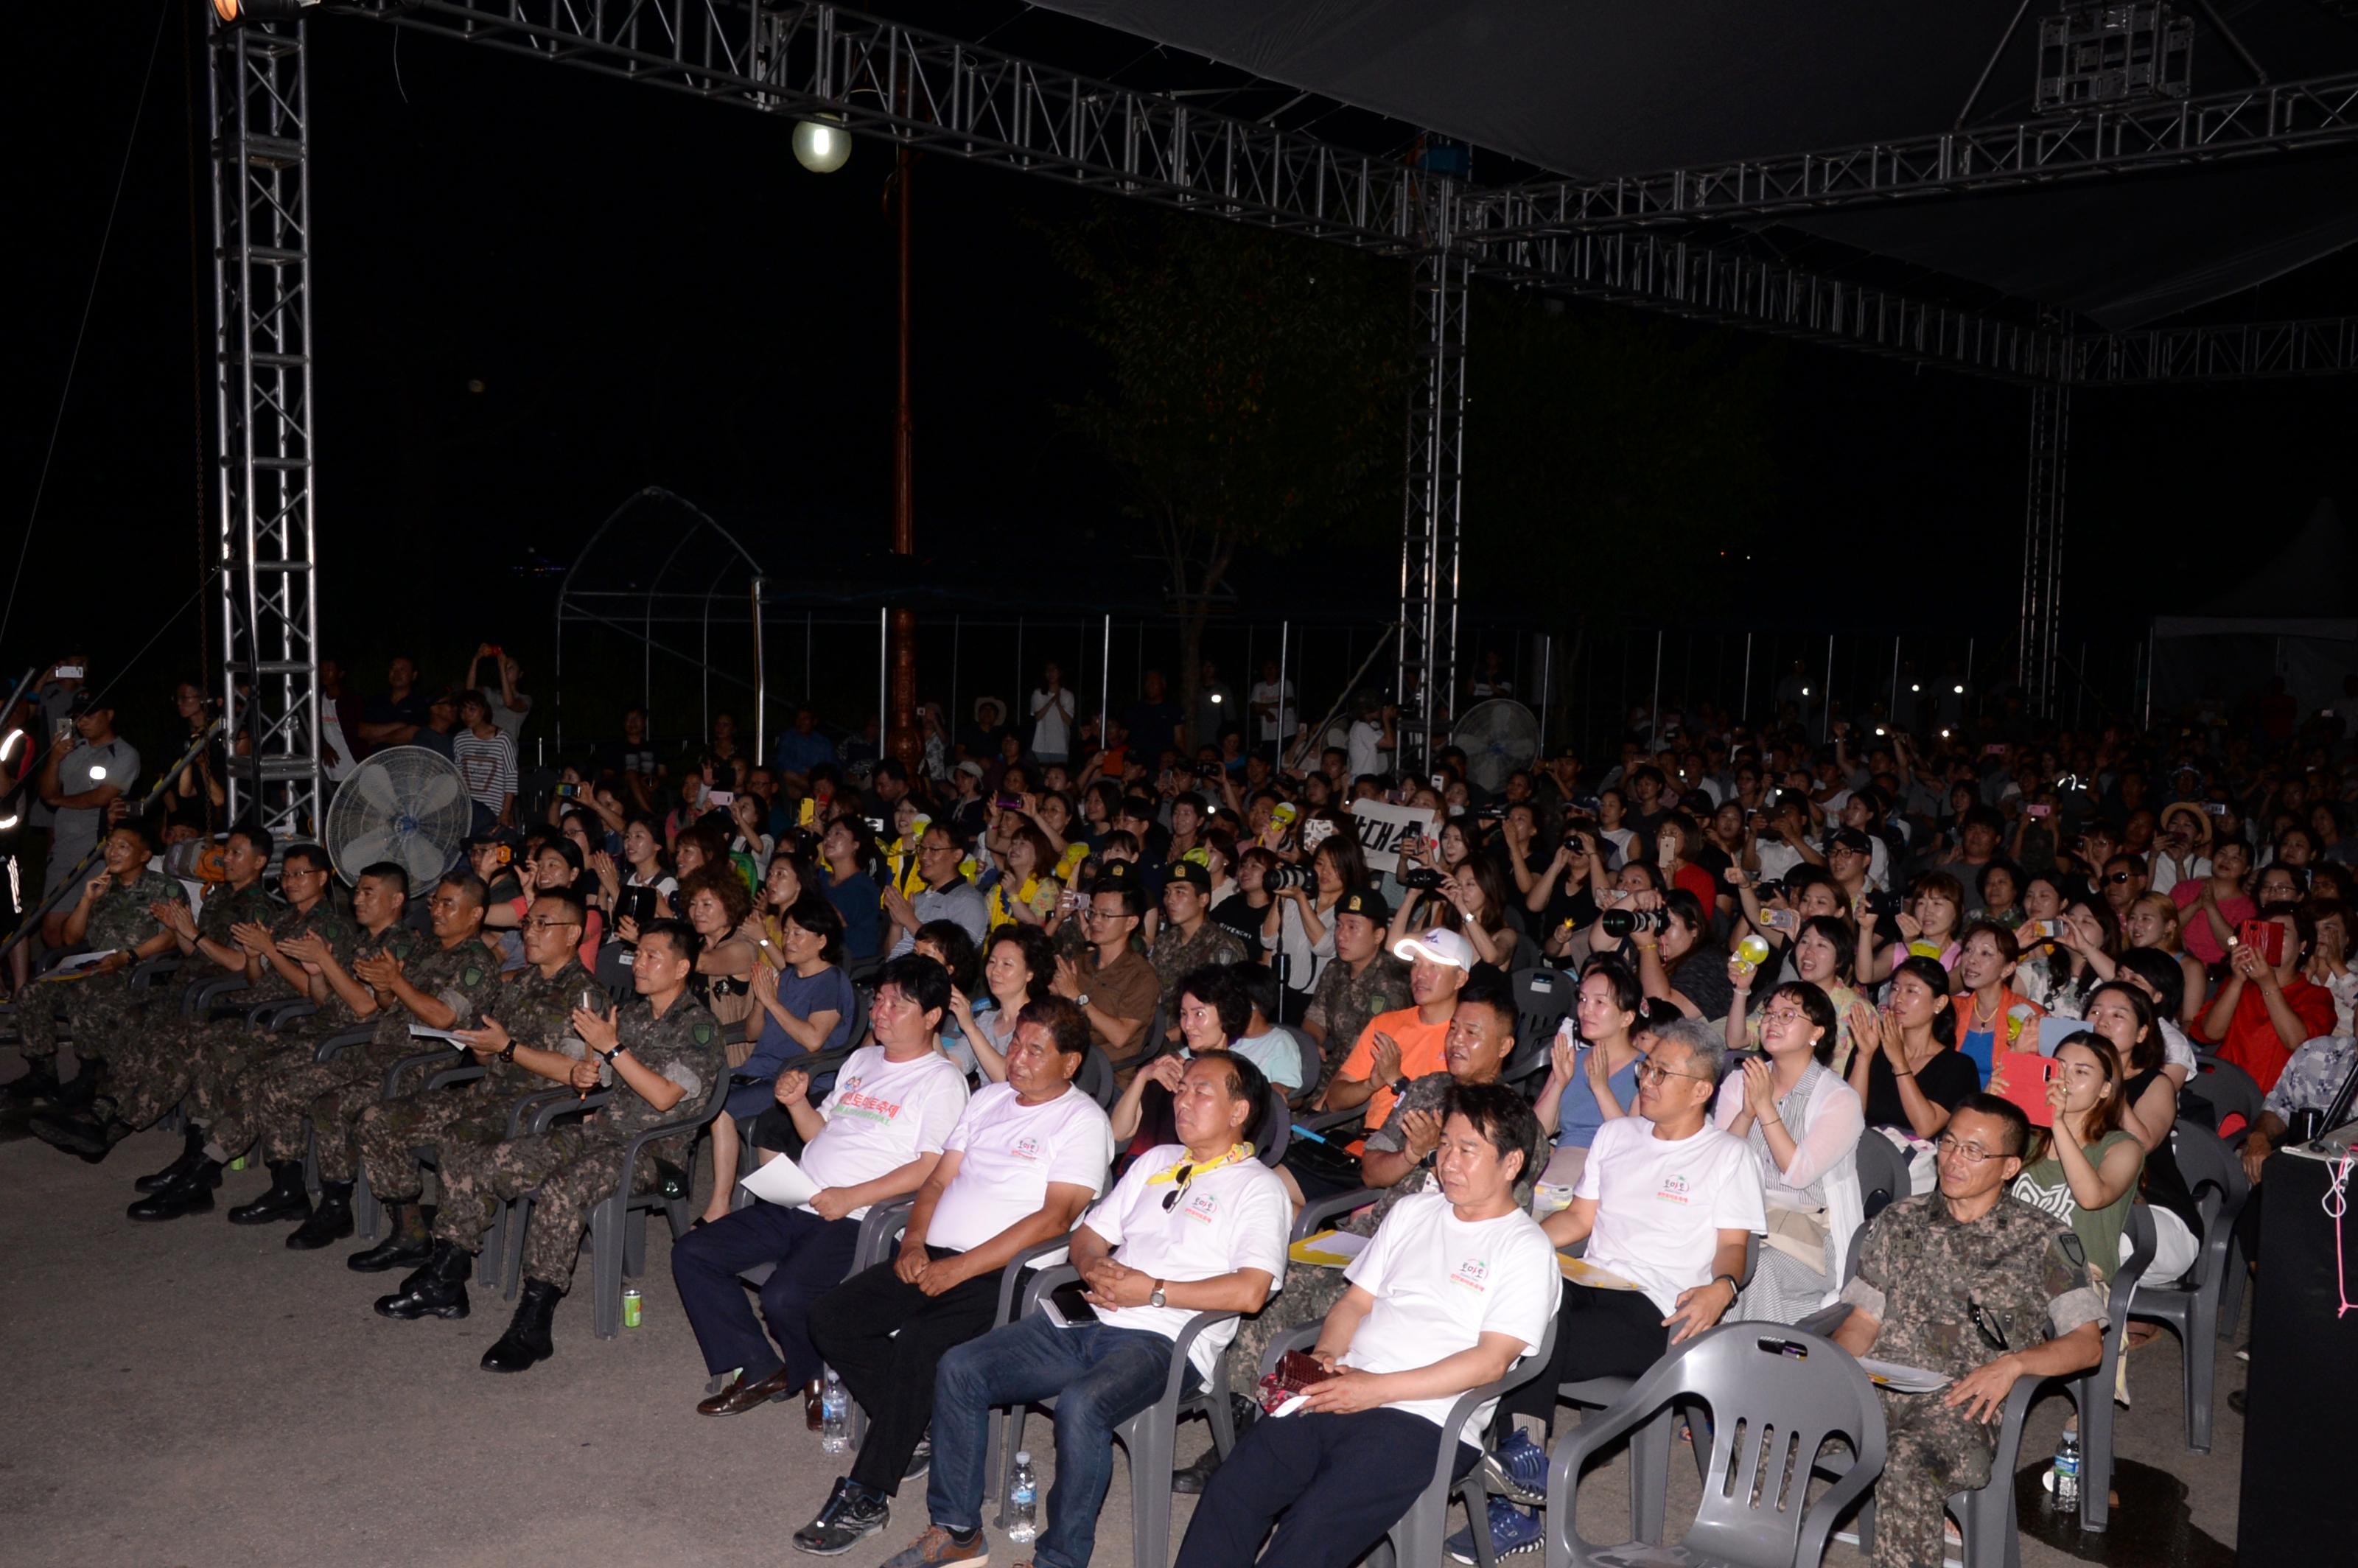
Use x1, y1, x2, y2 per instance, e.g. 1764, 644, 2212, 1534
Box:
1337, 888, 1392, 925
1829, 827, 1874, 855
1166, 860, 1212, 893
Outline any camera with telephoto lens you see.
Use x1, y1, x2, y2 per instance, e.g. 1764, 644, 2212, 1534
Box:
1399, 867, 1446, 891
1599, 906, 1670, 938
1265, 863, 1315, 892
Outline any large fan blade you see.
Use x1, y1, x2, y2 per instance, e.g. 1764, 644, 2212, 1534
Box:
340, 827, 399, 869
348, 762, 402, 818
410, 769, 461, 816
401, 832, 455, 886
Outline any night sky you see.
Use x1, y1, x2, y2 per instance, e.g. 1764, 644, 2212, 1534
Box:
12, 4, 2353, 763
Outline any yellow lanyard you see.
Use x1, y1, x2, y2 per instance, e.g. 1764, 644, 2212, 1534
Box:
1145, 1142, 1257, 1191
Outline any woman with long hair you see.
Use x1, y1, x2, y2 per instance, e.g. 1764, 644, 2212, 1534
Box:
1846, 956, 1976, 1138
1715, 979, 1865, 1321
1532, 958, 1645, 1183
913, 918, 984, 1075
709, 895, 855, 1225
1263, 833, 1365, 1027
2008, 1031, 2144, 1284
953, 923, 1059, 1083
817, 814, 885, 965
1857, 872, 1965, 985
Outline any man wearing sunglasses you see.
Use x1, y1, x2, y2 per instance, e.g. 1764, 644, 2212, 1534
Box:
886, 1051, 1287, 1568
1830, 1094, 2107, 1568
2099, 853, 2149, 923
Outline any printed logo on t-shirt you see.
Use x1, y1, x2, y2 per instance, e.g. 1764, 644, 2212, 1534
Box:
1009, 1135, 1045, 1162
1183, 1190, 1220, 1225
1449, 1256, 1491, 1292
1656, 1173, 1692, 1205
833, 1083, 904, 1123
2010, 1174, 2075, 1222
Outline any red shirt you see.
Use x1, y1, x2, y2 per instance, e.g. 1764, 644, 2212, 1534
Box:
2215, 974, 2337, 1093
1672, 863, 1720, 914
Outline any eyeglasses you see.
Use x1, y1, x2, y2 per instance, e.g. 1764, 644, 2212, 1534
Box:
1634, 1060, 1712, 1086
1759, 1007, 1810, 1024
521, 917, 583, 931
1934, 1133, 2001, 1164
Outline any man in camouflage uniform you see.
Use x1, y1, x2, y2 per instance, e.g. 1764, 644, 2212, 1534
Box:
154, 823, 284, 1021
1299, 889, 1407, 1097
196, 861, 417, 1241
19, 822, 185, 1128
1186, 978, 1522, 1494
75, 845, 354, 1219
1831, 1094, 2107, 1568
1147, 860, 1246, 1050
375, 917, 719, 1375
344, 885, 593, 1273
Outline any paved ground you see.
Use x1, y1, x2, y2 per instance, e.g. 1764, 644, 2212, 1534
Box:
1, 1107, 2247, 1568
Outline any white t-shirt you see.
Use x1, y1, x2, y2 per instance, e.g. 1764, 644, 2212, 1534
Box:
1248, 678, 1295, 741
1080, 1144, 1292, 1382
927, 1083, 1115, 1253
1754, 839, 1805, 886
1575, 1116, 1767, 1316
1340, 1190, 1561, 1446
1232, 1025, 1308, 1091
800, 1046, 970, 1219
1029, 687, 1076, 757
1347, 719, 1389, 781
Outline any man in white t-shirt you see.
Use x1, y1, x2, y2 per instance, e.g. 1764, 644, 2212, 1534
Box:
796, 998, 1114, 1554
1247, 659, 1294, 758
1468, 1016, 1764, 1558
883, 1054, 1288, 1568
670, 956, 968, 1421
1346, 696, 1396, 783
1029, 662, 1077, 766
1175, 1082, 1558, 1568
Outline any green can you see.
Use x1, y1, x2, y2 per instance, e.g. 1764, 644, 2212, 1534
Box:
621, 1287, 643, 1329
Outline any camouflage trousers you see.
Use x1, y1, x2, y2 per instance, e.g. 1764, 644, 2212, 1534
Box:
355, 1086, 516, 1204
1217, 1259, 1354, 1396
433, 1126, 662, 1292
288, 1038, 432, 1185
108, 1015, 284, 1135
192, 1023, 370, 1165
12, 970, 141, 1064
1869, 1388, 1998, 1568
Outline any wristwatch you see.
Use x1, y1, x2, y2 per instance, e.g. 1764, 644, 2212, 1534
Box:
496, 1040, 518, 1064
595, 1044, 622, 1067
1148, 1279, 1166, 1309
1075, 993, 1092, 1011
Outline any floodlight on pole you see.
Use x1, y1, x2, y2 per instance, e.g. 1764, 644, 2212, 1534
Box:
213, 0, 320, 21
793, 116, 852, 174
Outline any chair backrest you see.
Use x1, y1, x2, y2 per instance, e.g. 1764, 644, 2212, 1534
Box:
1853, 1129, 1910, 1222
2166, 1119, 2247, 1241
2183, 1054, 2261, 1135
844, 981, 871, 1051
1642, 1326, 1888, 1568
1256, 1084, 1292, 1166
1512, 967, 1574, 1055
1074, 1045, 1116, 1109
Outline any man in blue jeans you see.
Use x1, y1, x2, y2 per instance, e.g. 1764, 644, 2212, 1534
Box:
873, 1051, 1290, 1568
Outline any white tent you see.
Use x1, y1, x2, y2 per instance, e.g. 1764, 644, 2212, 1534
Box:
2149, 500, 2356, 722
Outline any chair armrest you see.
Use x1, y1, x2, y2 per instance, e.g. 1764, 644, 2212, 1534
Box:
856, 1197, 917, 1273
1258, 1322, 1326, 1382
313, 1024, 377, 1063
506, 1088, 579, 1138
1793, 1302, 1854, 1337
994, 1236, 1082, 1325
384, 1048, 463, 1097
619, 1100, 722, 1172
530, 1091, 614, 1134
1159, 1308, 1242, 1407
424, 1063, 487, 1092
1297, 1105, 1367, 1136
128, 955, 183, 993
256, 999, 320, 1034
1290, 1186, 1384, 1243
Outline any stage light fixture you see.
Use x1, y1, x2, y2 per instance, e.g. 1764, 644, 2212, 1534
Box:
792, 116, 852, 174
213, 0, 321, 22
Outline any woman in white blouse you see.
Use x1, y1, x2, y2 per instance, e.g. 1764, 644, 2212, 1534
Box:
1713, 979, 1864, 1323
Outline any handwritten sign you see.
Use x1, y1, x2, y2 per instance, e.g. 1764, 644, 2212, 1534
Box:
1350, 800, 1438, 875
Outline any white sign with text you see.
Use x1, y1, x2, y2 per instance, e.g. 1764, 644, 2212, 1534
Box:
1349, 799, 1438, 875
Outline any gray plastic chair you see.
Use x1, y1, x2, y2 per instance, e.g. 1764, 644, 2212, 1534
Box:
988, 1264, 1238, 1568
1507, 968, 1575, 1084
1290, 1183, 1382, 1244
2128, 1124, 2248, 1452
2184, 1054, 2262, 1133
1074, 1044, 1116, 1109
1853, 1130, 1910, 1220
1257, 1312, 1559, 1568
547, 1068, 732, 1339
1544, 1325, 1886, 1568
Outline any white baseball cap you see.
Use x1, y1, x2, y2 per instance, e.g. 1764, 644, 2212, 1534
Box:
1392, 928, 1474, 971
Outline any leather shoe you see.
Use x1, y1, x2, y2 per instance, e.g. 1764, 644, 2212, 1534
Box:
29, 1110, 131, 1163
136, 1127, 210, 1192
287, 1183, 355, 1250
1, 1060, 63, 1105
127, 1161, 225, 1222
698, 1365, 801, 1417
480, 1279, 560, 1373
374, 1240, 472, 1321
228, 1161, 312, 1225
348, 1229, 434, 1274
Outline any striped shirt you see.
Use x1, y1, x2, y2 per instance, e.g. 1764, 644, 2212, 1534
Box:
453, 726, 517, 811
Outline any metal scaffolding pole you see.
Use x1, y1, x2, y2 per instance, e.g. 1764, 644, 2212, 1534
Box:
210, 13, 322, 839
1397, 192, 1469, 780
2019, 379, 2071, 716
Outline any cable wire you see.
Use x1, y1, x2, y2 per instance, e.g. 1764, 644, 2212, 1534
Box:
0, 0, 172, 654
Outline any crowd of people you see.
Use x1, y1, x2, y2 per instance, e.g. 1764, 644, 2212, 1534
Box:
4, 641, 2355, 1568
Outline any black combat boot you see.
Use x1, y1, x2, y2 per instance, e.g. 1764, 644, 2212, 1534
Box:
347, 1205, 433, 1273
29, 1109, 135, 1163
1, 1058, 63, 1105
480, 1279, 561, 1373
228, 1160, 312, 1225
127, 1158, 224, 1221
374, 1239, 472, 1320
287, 1180, 355, 1250
135, 1125, 209, 1191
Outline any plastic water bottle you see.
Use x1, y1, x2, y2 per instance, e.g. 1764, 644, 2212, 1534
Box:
2050, 1425, 2080, 1512
1007, 1450, 1040, 1544
820, 1370, 850, 1455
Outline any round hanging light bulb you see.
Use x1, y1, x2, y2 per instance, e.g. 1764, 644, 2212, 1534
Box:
792, 116, 853, 174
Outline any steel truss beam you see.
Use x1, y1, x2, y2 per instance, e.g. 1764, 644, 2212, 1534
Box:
211, 15, 323, 839
1467, 70, 2358, 236
2019, 377, 2070, 717
348, 1, 2349, 388
1398, 222, 1469, 777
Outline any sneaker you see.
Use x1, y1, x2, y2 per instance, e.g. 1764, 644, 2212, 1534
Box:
904, 1438, 932, 1480
1446, 1499, 1542, 1563
793, 1477, 891, 1555
1477, 1429, 1549, 1506
878, 1524, 990, 1567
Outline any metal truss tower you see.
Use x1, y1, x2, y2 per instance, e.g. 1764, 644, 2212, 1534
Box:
2019, 377, 2071, 716
1398, 183, 1469, 777
209, 14, 323, 839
